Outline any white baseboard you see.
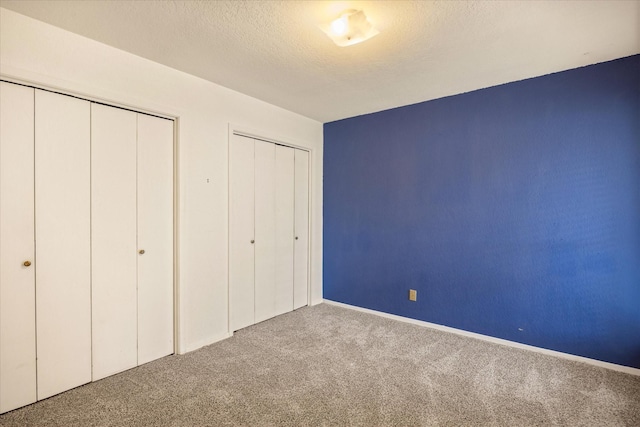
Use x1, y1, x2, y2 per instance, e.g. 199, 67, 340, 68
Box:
323, 299, 640, 376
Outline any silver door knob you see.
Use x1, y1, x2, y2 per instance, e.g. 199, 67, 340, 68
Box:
139, 249, 145, 255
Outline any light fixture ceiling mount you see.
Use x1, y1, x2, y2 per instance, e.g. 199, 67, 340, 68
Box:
321, 9, 379, 47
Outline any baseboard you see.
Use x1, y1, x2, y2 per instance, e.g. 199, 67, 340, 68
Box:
323, 299, 640, 376
179, 331, 233, 355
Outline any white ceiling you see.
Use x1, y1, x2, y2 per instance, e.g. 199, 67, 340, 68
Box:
1, 0, 638, 123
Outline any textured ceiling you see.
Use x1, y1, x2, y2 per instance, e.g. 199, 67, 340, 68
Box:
1, 0, 638, 123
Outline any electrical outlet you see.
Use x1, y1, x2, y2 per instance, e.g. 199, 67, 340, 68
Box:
409, 289, 417, 301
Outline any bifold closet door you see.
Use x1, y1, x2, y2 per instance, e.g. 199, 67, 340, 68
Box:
274, 146, 295, 317
229, 134, 255, 331
0, 82, 36, 413
229, 135, 309, 331
254, 140, 277, 324
294, 150, 309, 309
35, 90, 91, 400
1, 84, 174, 413
137, 114, 174, 365
91, 104, 138, 380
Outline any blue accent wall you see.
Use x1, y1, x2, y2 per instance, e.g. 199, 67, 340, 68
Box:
323, 55, 640, 369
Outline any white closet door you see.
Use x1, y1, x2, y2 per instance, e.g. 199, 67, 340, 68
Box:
91, 104, 138, 380
294, 149, 310, 309
34, 90, 91, 399
137, 114, 174, 365
0, 82, 36, 413
229, 134, 255, 331
254, 140, 277, 324
274, 145, 295, 317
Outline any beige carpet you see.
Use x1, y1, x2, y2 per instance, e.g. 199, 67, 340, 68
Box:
1, 303, 639, 426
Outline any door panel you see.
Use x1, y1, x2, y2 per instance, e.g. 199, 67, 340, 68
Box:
274, 146, 295, 316
137, 114, 174, 365
35, 90, 92, 399
254, 140, 277, 323
229, 134, 255, 331
91, 104, 138, 380
0, 82, 36, 413
294, 150, 309, 309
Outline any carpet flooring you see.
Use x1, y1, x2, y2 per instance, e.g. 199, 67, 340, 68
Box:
1, 303, 639, 426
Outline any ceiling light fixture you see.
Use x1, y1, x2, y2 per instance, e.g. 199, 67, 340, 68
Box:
321, 9, 379, 47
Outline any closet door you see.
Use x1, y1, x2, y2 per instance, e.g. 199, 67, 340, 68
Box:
137, 114, 174, 365
229, 134, 255, 331
274, 145, 295, 317
254, 140, 277, 324
0, 82, 36, 413
293, 150, 309, 309
91, 104, 138, 380
35, 90, 91, 399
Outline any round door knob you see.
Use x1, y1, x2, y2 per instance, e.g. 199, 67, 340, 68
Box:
250, 240, 255, 244
295, 236, 299, 240
139, 249, 145, 255
23, 260, 32, 267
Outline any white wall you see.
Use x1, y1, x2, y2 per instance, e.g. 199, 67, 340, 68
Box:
0, 8, 324, 354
